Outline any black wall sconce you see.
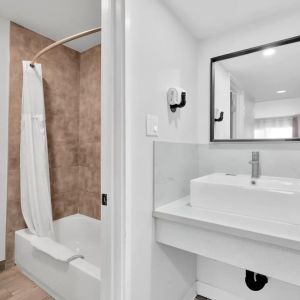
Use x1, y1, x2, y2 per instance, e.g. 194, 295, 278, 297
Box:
167, 88, 187, 113
215, 111, 224, 122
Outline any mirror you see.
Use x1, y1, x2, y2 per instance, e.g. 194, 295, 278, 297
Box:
211, 36, 300, 142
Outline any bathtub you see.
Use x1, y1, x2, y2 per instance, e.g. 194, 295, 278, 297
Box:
15, 214, 101, 300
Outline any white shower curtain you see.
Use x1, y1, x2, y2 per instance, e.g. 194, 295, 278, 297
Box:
20, 61, 54, 238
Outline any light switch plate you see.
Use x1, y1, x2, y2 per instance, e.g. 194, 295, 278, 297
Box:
146, 114, 159, 137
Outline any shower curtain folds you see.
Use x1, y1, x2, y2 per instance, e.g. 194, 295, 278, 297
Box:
20, 61, 54, 238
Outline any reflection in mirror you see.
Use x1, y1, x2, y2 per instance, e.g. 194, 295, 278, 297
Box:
211, 38, 300, 141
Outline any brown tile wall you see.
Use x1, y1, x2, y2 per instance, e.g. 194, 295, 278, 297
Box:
0, 261, 5, 273
78, 46, 101, 219
5, 23, 101, 270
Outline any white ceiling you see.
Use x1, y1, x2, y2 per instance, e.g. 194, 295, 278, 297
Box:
219, 41, 300, 102
161, 0, 300, 40
0, 0, 101, 52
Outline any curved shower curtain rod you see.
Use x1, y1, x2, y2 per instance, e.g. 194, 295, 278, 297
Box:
30, 27, 101, 67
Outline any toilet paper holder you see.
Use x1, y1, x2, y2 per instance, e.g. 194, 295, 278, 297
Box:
167, 88, 187, 113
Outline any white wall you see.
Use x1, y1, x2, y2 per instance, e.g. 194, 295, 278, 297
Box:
0, 17, 10, 262
254, 98, 300, 119
125, 0, 199, 299
196, 10, 300, 299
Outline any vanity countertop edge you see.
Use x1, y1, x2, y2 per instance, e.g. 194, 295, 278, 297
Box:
153, 196, 300, 252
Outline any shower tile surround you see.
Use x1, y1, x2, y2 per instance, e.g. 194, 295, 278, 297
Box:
79, 46, 101, 219
5, 23, 101, 270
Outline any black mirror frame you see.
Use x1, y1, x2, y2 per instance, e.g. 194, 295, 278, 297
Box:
210, 34, 300, 143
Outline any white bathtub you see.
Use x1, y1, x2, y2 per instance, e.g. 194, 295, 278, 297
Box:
15, 214, 101, 300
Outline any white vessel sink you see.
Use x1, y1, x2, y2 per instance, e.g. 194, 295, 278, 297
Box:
190, 173, 300, 224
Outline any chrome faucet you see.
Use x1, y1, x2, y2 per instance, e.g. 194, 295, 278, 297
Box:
249, 151, 260, 179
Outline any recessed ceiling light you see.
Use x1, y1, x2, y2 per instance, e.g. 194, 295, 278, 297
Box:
263, 48, 276, 56
277, 90, 287, 94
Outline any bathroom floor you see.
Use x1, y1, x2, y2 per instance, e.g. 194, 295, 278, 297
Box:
0, 267, 52, 299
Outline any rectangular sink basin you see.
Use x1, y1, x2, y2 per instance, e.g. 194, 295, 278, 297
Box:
190, 173, 300, 224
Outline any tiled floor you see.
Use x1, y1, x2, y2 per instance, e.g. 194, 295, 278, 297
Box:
0, 267, 52, 300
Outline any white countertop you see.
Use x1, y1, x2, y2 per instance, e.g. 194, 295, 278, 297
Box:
153, 197, 300, 251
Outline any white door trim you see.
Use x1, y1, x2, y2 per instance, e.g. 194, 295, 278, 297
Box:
0, 17, 10, 262
100, 0, 126, 299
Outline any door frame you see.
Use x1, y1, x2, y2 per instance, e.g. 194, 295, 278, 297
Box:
100, 0, 126, 299
0, 17, 10, 263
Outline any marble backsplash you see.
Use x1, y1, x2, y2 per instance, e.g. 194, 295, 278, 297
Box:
154, 142, 200, 208
154, 141, 300, 208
